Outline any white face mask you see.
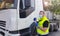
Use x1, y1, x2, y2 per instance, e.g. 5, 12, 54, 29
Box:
39, 15, 43, 18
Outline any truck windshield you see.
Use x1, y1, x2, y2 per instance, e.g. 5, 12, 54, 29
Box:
20, 0, 35, 18
0, 0, 17, 10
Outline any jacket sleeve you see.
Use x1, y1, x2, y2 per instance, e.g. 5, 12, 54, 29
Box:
43, 21, 49, 28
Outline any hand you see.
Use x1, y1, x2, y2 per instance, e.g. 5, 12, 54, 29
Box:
33, 18, 37, 21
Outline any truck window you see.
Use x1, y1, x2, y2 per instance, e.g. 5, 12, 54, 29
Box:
20, 0, 35, 18
0, 0, 17, 10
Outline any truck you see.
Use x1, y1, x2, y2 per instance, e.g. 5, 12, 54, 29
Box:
45, 11, 59, 32
0, 0, 59, 36
0, 0, 44, 36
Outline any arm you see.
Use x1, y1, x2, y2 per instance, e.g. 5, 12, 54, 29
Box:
38, 26, 48, 32
37, 21, 49, 32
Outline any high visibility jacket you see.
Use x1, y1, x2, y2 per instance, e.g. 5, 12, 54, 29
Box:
37, 16, 50, 35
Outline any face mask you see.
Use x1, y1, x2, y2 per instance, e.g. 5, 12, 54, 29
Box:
39, 15, 42, 18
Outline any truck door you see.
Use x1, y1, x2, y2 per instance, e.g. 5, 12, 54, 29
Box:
19, 0, 35, 18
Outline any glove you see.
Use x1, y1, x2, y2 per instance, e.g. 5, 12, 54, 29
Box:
35, 22, 38, 26
34, 18, 36, 21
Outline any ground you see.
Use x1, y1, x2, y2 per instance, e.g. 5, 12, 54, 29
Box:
49, 30, 60, 36
48, 29, 60, 36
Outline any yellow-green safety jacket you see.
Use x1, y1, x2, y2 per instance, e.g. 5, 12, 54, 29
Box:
37, 16, 50, 35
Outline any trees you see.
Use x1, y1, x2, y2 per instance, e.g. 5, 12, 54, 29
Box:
48, 0, 60, 15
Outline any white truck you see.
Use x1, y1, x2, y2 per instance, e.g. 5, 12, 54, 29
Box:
45, 11, 59, 32
0, 0, 44, 36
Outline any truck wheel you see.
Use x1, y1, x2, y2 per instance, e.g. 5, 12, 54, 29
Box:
54, 24, 58, 31
30, 22, 37, 36
0, 32, 5, 36
49, 24, 54, 32
57, 22, 59, 28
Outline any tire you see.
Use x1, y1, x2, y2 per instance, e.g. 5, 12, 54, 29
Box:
30, 22, 37, 36
57, 22, 59, 28
0, 34, 3, 36
49, 24, 54, 32
0, 32, 5, 36
54, 24, 58, 31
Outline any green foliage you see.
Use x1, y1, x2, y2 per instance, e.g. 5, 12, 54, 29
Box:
48, 0, 60, 14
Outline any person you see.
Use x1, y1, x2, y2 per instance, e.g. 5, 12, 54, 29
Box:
37, 11, 50, 36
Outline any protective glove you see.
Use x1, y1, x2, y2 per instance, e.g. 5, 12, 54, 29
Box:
35, 22, 38, 26
33, 18, 38, 26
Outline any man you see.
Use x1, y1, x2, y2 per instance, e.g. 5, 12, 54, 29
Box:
37, 11, 50, 36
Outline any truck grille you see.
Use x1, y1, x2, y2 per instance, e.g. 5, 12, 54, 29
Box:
0, 21, 6, 27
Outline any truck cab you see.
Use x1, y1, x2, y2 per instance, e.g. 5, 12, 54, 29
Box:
0, 0, 43, 36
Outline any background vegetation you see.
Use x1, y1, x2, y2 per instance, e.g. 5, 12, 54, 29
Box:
49, 0, 60, 15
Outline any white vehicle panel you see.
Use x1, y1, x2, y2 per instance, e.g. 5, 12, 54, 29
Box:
0, 9, 18, 31
18, 0, 43, 30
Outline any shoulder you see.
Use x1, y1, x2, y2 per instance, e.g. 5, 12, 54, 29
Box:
44, 20, 49, 23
